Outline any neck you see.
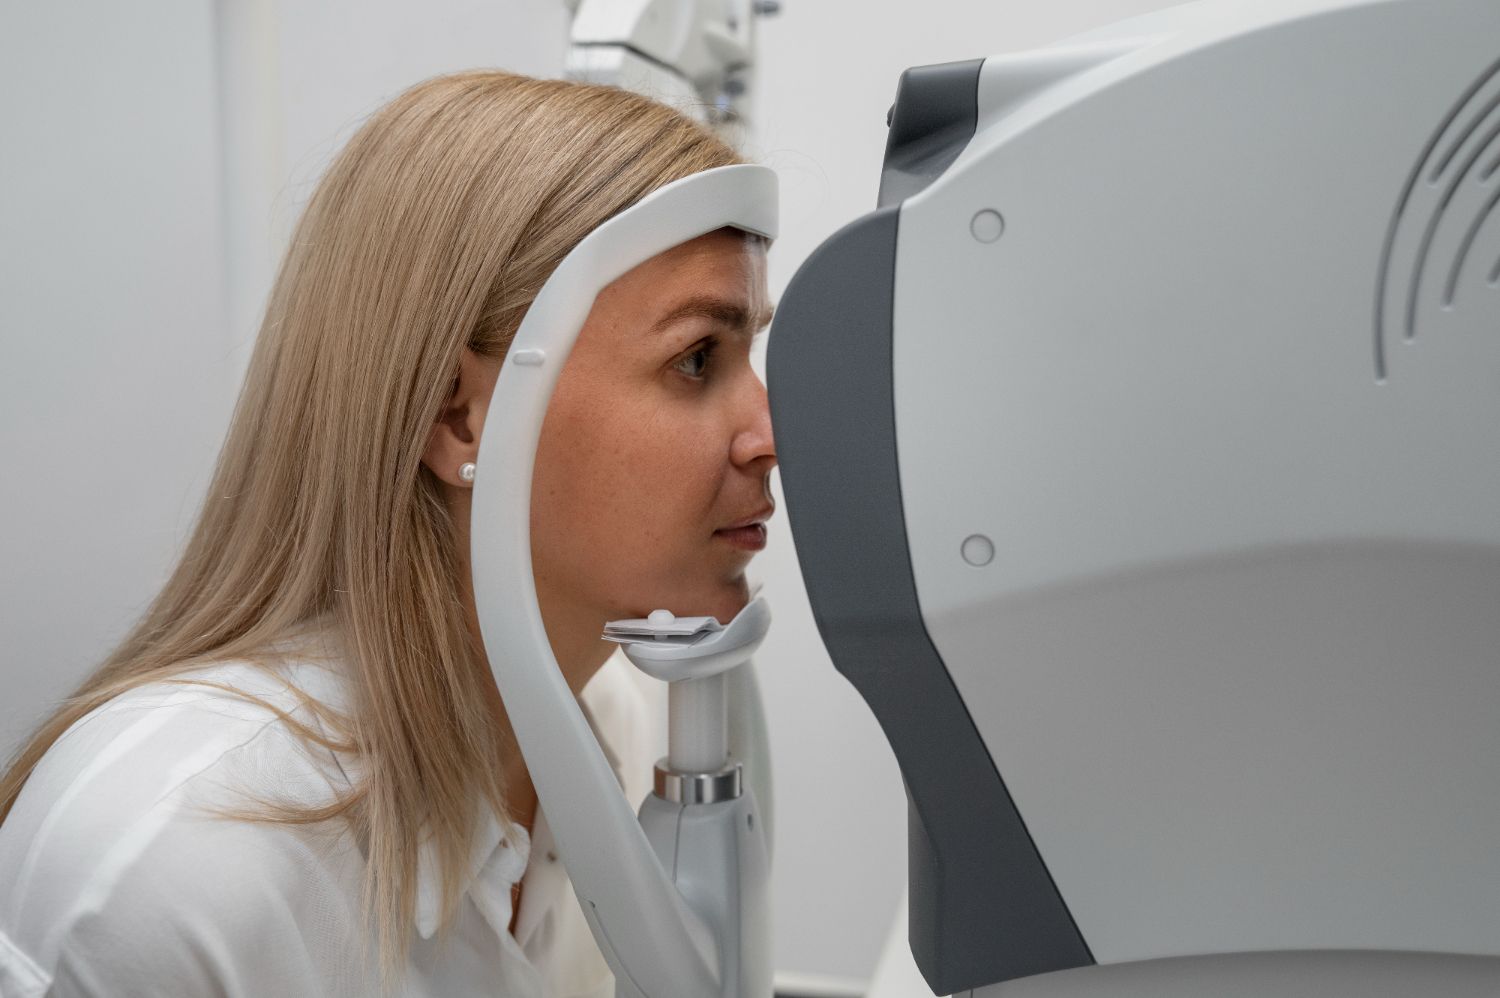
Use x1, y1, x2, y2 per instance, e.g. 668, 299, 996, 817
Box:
460, 574, 616, 830
451, 489, 617, 828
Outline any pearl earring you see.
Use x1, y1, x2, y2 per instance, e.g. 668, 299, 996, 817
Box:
459, 462, 476, 483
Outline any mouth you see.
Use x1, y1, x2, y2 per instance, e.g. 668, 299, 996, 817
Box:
714, 505, 774, 551
714, 523, 768, 551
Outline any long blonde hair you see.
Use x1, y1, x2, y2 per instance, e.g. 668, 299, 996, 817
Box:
1, 70, 740, 977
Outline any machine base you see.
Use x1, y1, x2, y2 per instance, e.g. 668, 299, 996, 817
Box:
964, 951, 1500, 998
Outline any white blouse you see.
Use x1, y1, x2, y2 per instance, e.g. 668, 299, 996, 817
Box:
0, 618, 656, 997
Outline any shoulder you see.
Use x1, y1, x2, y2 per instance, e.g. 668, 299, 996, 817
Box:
0, 660, 363, 995
8, 658, 350, 843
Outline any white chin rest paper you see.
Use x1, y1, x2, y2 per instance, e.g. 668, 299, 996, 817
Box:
469, 163, 777, 998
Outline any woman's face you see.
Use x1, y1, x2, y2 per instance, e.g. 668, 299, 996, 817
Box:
531, 228, 776, 636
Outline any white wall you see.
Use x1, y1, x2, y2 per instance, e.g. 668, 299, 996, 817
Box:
1, 0, 1173, 986
1, 0, 229, 766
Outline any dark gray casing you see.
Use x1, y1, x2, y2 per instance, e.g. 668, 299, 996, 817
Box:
765, 208, 1091, 994
879, 59, 985, 208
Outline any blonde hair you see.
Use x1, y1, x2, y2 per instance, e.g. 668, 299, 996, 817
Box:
1, 70, 741, 979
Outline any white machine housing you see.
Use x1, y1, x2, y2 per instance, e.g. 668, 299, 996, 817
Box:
768, 0, 1500, 994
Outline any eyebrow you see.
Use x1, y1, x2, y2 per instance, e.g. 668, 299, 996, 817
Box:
649, 295, 776, 337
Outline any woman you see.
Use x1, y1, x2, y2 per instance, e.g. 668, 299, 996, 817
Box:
0, 70, 776, 997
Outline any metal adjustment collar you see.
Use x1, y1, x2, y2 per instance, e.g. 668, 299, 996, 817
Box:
654, 759, 743, 804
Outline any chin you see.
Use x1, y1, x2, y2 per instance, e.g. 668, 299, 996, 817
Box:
707, 577, 752, 623
627, 575, 749, 624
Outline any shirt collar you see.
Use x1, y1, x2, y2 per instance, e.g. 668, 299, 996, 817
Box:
421, 692, 635, 946
510, 693, 629, 950
414, 804, 529, 940
413, 692, 630, 942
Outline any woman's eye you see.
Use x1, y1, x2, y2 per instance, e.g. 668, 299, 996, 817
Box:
673, 338, 717, 380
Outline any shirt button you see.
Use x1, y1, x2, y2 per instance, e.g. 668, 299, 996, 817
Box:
547, 850, 558, 863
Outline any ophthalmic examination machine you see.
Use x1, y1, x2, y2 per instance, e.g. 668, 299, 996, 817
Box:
472, 0, 1500, 994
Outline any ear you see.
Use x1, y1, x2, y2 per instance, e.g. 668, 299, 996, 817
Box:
421, 346, 495, 488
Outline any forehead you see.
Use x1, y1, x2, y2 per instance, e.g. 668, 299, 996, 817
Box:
609, 229, 766, 298
588, 228, 770, 337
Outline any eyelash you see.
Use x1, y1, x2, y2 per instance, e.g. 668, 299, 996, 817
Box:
673, 336, 720, 381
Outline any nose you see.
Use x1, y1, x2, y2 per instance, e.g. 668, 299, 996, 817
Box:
729, 370, 776, 472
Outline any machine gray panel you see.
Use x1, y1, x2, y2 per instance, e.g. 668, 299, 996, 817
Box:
765, 207, 1093, 994
966, 951, 1500, 998
879, 59, 984, 208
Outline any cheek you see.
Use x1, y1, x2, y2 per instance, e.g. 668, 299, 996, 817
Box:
531, 389, 719, 581
532, 405, 621, 544
599, 407, 721, 546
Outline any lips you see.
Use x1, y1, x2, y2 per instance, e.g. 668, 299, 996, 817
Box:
717, 506, 775, 532
715, 523, 768, 551
715, 505, 774, 552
